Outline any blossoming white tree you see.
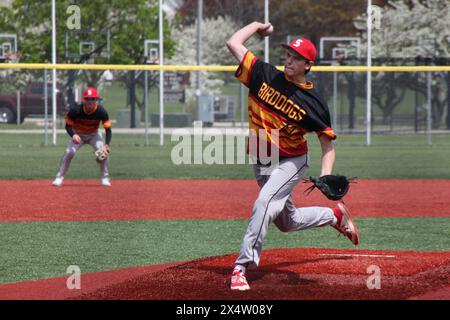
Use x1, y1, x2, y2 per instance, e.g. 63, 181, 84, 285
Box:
353, 0, 450, 128
169, 15, 263, 104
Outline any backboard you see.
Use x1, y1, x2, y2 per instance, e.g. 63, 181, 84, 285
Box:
332, 48, 349, 60
319, 37, 361, 65
64, 29, 110, 61
0, 33, 17, 62
144, 39, 159, 64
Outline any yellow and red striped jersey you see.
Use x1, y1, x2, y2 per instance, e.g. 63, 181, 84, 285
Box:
65, 104, 111, 134
235, 50, 336, 158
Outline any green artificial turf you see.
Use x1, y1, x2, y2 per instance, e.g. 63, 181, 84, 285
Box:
1, 217, 449, 283
1, 133, 449, 285
0, 133, 449, 179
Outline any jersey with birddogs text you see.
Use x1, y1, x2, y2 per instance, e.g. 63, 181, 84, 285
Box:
235, 50, 336, 158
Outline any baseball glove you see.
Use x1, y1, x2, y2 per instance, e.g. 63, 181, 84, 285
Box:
303, 175, 355, 201
94, 144, 110, 162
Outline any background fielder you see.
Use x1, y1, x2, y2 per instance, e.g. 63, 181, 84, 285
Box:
52, 87, 112, 187
226, 21, 360, 291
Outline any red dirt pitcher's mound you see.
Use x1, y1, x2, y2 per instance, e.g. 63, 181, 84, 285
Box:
78, 248, 450, 300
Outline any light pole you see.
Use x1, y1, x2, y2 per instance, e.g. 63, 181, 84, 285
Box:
366, 0, 372, 146
196, 0, 203, 120
264, 0, 269, 63
159, 0, 164, 145
51, 0, 57, 145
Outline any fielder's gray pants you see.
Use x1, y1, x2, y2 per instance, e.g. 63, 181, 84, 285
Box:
235, 154, 336, 270
56, 132, 109, 179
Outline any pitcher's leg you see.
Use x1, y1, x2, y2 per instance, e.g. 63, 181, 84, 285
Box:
235, 155, 309, 269
274, 205, 336, 232
252, 162, 272, 188
234, 194, 279, 270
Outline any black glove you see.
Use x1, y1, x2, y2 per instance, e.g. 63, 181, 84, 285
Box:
304, 175, 355, 201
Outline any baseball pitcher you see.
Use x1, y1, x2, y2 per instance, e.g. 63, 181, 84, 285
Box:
226, 22, 360, 291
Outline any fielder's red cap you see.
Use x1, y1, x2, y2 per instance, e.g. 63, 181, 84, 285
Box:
83, 87, 99, 99
281, 38, 317, 63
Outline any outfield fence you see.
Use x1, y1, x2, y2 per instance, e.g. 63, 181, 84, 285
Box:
0, 64, 449, 146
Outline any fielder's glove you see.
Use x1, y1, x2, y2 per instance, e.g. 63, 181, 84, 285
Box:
303, 175, 355, 201
94, 144, 110, 163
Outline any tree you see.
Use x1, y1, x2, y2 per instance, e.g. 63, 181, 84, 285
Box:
0, 0, 175, 116
177, 0, 367, 61
177, 0, 264, 26
168, 15, 262, 103
269, 0, 366, 45
353, 0, 450, 128
0, 0, 174, 64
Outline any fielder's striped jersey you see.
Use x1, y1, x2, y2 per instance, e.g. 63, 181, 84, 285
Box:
65, 104, 111, 134
236, 50, 336, 158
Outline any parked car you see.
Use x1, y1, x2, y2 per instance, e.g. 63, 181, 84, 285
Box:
0, 82, 68, 123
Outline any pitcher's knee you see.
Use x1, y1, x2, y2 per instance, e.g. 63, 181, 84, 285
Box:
253, 197, 270, 213
253, 197, 282, 224
273, 217, 290, 232
274, 223, 290, 233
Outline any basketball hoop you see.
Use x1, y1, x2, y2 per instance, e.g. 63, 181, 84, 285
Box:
3, 51, 20, 63
144, 39, 159, 65
144, 55, 159, 65
150, 56, 159, 64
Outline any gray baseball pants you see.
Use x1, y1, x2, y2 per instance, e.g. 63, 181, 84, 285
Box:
235, 154, 336, 270
55, 132, 109, 179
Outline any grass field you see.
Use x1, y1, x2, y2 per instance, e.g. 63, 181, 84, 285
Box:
0, 133, 449, 180
2, 218, 449, 283
1, 132, 449, 286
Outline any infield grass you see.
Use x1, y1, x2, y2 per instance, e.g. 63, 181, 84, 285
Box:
1, 132, 450, 285
0, 133, 449, 180
1, 217, 449, 283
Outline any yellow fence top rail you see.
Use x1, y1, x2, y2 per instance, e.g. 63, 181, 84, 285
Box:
0, 63, 449, 72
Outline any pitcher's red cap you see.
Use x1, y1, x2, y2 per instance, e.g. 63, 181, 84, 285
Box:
282, 38, 317, 62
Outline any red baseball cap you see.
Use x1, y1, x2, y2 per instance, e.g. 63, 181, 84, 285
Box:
83, 87, 99, 99
282, 38, 317, 63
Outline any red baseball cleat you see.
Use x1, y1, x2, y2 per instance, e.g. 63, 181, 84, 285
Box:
332, 202, 360, 245
230, 270, 250, 291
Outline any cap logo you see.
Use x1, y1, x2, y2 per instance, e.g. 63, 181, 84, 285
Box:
293, 39, 303, 47
88, 89, 92, 95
